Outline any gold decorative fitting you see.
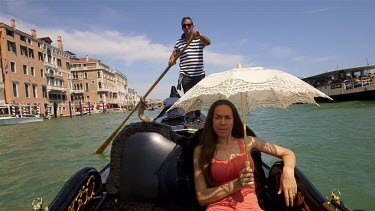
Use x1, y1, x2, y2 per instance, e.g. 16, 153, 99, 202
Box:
32, 198, 48, 211
68, 175, 97, 211
327, 188, 342, 205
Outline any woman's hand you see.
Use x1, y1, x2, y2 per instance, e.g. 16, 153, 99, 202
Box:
278, 165, 297, 207
236, 167, 254, 188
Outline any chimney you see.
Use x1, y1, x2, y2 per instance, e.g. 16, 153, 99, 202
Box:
31, 29, 36, 38
86, 55, 89, 61
11, 19, 16, 29
57, 36, 63, 50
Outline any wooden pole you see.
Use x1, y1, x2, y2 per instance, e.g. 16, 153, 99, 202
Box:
95, 34, 195, 154
238, 64, 251, 168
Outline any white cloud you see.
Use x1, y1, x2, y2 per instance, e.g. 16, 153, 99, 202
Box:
303, 8, 330, 14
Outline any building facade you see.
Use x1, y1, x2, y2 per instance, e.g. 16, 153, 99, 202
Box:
1, 19, 138, 117
70, 55, 137, 112
1, 19, 51, 116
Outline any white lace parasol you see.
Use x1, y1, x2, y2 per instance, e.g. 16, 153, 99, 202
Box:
168, 66, 332, 114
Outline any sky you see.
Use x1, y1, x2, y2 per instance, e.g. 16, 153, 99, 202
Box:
1, 0, 374, 99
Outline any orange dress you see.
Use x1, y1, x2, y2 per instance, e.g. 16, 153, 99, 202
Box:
206, 139, 263, 211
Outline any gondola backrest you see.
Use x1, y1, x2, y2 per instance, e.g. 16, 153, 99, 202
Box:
106, 122, 199, 208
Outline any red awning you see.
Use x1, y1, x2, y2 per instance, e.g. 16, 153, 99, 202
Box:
75, 105, 94, 109
96, 103, 111, 108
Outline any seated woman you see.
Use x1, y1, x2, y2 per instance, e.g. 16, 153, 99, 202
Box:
193, 100, 297, 210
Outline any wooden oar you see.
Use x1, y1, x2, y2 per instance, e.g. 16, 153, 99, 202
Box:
95, 35, 195, 154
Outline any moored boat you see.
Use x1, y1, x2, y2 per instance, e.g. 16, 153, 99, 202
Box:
302, 64, 375, 101
0, 104, 43, 126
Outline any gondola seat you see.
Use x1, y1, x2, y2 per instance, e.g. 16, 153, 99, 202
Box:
104, 122, 201, 210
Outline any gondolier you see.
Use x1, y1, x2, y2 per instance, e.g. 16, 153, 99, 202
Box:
168, 17, 211, 93
168, 17, 210, 119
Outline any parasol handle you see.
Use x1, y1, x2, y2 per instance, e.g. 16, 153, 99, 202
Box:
95, 35, 195, 154
241, 92, 251, 169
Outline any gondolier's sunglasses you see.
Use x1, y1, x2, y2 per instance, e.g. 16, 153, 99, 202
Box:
182, 24, 192, 28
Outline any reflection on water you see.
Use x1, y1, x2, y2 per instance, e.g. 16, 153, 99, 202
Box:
0, 102, 374, 210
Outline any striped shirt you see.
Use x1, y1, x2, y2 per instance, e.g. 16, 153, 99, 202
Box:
174, 38, 206, 77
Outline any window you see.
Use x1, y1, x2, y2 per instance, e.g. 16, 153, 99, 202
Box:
98, 82, 102, 89
28, 38, 32, 44
47, 49, 52, 63
85, 83, 89, 91
42, 85, 47, 99
12, 81, 18, 97
20, 45, 28, 57
84, 72, 88, 79
31, 66, 35, 76
97, 71, 101, 77
20, 35, 26, 42
40, 69, 44, 78
57, 58, 62, 67
23, 65, 28, 75
38, 43, 41, 48
10, 62, 16, 73
25, 83, 30, 98
66, 62, 70, 70
28, 48, 34, 58
32, 84, 38, 98
6, 29, 14, 37
38, 52, 43, 61
7, 41, 16, 53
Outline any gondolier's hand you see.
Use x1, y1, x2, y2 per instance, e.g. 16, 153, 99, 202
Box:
168, 54, 176, 66
194, 30, 202, 39
278, 165, 297, 207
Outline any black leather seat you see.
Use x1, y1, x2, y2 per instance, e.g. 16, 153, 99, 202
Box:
105, 122, 201, 210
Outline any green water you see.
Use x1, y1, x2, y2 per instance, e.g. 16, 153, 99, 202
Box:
0, 101, 374, 210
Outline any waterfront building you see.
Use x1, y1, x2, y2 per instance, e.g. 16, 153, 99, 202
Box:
127, 88, 140, 110
70, 55, 132, 112
0, 19, 72, 117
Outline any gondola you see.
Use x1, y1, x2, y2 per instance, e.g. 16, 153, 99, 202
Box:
32, 88, 351, 211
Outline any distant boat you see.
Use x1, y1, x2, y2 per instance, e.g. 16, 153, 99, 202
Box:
302, 64, 375, 101
0, 104, 43, 126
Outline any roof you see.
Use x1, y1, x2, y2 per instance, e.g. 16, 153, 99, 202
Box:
303, 64, 375, 79
39, 37, 53, 44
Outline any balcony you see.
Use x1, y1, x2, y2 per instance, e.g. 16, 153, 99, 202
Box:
47, 85, 66, 92
97, 88, 111, 92
70, 90, 84, 94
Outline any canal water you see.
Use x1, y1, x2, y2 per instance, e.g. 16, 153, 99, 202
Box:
0, 101, 374, 210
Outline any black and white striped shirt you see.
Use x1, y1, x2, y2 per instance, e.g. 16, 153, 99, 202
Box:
174, 38, 206, 77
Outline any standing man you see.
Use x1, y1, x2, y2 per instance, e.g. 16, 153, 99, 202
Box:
169, 17, 211, 93
169, 17, 210, 119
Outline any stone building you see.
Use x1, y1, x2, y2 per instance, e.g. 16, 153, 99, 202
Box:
70, 55, 134, 112
0, 19, 72, 117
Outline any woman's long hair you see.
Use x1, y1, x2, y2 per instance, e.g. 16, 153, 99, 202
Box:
198, 100, 247, 187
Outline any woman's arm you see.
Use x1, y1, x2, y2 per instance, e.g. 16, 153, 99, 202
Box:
250, 136, 297, 207
193, 146, 253, 206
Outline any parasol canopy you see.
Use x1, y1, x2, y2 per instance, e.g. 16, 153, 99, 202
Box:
168, 66, 333, 114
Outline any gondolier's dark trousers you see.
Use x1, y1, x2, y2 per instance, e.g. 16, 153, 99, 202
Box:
179, 74, 205, 119
180, 74, 205, 93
